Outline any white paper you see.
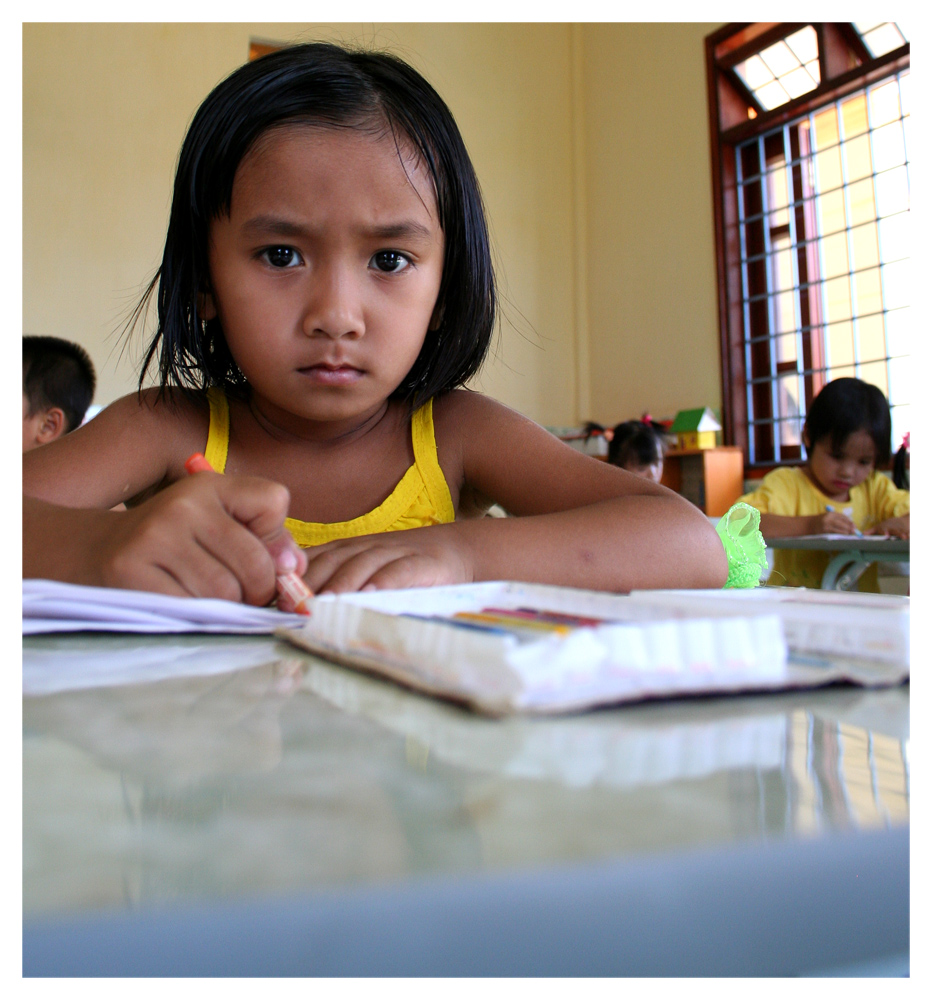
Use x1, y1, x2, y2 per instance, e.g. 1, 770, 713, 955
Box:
23, 579, 309, 635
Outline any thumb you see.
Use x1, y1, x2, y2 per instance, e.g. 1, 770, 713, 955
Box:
264, 528, 308, 577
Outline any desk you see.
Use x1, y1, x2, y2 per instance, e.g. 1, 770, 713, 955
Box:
23, 633, 909, 976
767, 536, 910, 590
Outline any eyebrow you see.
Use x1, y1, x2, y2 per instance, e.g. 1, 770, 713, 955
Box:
239, 215, 435, 243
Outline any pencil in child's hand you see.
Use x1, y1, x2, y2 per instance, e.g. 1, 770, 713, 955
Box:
184, 452, 313, 614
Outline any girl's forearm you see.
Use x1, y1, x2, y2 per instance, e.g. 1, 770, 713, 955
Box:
23, 495, 120, 586
453, 495, 728, 592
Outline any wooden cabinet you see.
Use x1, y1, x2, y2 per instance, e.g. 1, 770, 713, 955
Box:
660, 446, 745, 516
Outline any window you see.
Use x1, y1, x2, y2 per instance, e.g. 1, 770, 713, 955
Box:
706, 24, 910, 469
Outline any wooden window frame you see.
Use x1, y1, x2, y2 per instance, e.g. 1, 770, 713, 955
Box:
705, 23, 909, 474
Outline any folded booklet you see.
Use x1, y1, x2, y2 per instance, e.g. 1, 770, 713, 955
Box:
276, 581, 909, 716
23, 579, 308, 635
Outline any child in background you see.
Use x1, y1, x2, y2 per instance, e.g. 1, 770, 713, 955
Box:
607, 419, 667, 484
23, 42, 726, 605
23, 335, 96, 452
739, 377, 909, 590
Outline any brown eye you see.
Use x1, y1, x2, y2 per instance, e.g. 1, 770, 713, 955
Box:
263, 247, 300, 268
371, 250, 410, 273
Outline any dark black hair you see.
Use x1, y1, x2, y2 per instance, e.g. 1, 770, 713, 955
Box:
803, 377, 891, 465
133, 42, 496, 411
607, 420, 666, 469
22, 335, 96, 432
893, 443, 909, 490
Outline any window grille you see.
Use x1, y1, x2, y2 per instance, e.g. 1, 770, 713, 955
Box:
734, 71, 909, 465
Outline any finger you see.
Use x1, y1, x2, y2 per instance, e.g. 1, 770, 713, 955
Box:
265, 529, 308, 578
107, 531, 250, 602
363, 554, 456, 591
311, 546, 414, 594
302, 540, 374, 592
191, 515, 279, 605
214, 476, 293, 551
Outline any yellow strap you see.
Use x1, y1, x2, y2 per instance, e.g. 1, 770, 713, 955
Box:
411, 398, 455, 523
204, 387, 229, 473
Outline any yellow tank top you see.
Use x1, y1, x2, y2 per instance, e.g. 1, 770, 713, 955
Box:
203, 388, 455, 547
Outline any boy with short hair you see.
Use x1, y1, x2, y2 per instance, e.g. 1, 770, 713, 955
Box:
23, 335, 96, 451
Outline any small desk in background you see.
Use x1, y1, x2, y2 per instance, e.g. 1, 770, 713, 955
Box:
767, 535, 910, 590
660, 446, 744, 516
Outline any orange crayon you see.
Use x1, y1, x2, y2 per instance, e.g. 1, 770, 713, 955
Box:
184, 452, 313, 615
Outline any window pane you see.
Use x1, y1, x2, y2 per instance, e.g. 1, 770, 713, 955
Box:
841, 94, 869, 139
869, 80, 901, 126
874, 166, 909, 217
842, 134, 873, 182
881, 260, 910, 310
819, 232, 849, 279
847, 176, 876, 227
853, 267, 883, 316
888, 355, 911, 405
850, 222, 880, 271
813, 107, 839, 150
878, 213, 909, 263
816, 188, 847, 235
784, 27, 818, 65
815, 146, 843, 191
826, 319, 855, 368
855, 313, 887, 364
871, 121, 907, 171
858, 360, 889, 397
884, 307, 910, 357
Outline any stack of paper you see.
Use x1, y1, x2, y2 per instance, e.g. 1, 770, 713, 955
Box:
23, 579, 308, 635
278, 582, 909, 715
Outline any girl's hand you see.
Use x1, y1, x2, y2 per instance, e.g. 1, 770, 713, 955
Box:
301, 526, 472, 594
865, 515, 910, 539
812, 510, 860, 535
48, 473, 305, 605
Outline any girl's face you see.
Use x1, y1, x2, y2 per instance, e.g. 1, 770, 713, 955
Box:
624, 455, 663, 484
805, 428, 877, 501
204, 125, 445, 431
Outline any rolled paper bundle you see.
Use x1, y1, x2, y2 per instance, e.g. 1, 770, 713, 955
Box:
715, 502, 768, 589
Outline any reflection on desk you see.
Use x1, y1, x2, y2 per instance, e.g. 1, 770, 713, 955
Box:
23, 634, 909, 976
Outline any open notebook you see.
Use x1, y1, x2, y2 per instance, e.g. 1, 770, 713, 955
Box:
23, 579, 308, 635
24, 579, 909, 715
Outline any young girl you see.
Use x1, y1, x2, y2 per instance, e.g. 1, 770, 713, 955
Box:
23, 42, 726, 607
608, 419, 667, 484
739, 377, 909, 590
583, 419, 666, 482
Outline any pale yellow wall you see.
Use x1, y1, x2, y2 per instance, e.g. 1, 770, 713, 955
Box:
580, 22, 724, 425
23, 22, 723, 428
23, 22, 578, 423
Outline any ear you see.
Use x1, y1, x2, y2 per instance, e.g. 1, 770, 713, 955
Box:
198, 290, 217, 321
36, 407, 67, 444
801, 427, 811, 450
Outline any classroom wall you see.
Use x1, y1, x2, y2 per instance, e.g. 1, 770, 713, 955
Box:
580, 22, 723, 426
22, 22, 723, 429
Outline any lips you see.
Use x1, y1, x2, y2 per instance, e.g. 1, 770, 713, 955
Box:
298, 362, 363, 386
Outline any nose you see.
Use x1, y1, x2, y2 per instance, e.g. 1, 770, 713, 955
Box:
837, 456, 855, 478
301, 263, 364, 340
